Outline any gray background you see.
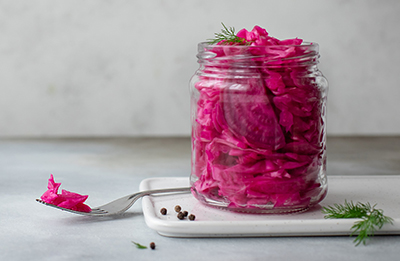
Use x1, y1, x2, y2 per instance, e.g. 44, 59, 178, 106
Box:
1, 0, 399, 137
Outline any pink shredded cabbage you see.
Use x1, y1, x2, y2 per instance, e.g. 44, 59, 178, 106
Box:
40, 174, 91, 212
191, 25, 327, 211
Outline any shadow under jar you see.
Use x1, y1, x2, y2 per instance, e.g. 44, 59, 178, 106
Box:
190, 42, 328, 214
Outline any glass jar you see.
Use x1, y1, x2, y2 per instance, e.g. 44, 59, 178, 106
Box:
189, 42, 328, 214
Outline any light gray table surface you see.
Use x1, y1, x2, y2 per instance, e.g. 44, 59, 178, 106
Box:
1, 136, 399, 260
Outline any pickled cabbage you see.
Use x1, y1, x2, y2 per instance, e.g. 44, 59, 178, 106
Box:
40, 174, 91, 212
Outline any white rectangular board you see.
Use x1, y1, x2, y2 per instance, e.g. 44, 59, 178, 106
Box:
140, 176, 400, 237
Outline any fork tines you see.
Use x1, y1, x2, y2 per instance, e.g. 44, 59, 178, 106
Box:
89, 208, 108, 214
36, 198, 47, 205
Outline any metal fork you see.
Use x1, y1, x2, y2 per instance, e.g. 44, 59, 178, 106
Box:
36, 187, 191, 216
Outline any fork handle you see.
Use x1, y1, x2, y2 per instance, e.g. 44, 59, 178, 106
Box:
128, 187, 192, 200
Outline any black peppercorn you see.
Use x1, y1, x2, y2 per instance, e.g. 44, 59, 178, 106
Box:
182, 211, 188, 217
174, 205, 181, 212
150, 242, 156, 250
160, 208, 167, 215
177, 212, 185, 220
188, 214, 196, 221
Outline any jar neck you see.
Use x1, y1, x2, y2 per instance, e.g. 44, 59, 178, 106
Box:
197, 42, 320, 70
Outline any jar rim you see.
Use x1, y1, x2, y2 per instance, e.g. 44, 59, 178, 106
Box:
197, 41, 320, 67
199, 41, 317, 48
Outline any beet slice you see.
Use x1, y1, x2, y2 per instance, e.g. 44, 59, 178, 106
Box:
222, 77, 285, 150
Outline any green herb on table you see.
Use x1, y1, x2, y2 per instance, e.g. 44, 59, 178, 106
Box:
322, 200, 393, 246
207, 23, 246, 45
131, 241, 148, 249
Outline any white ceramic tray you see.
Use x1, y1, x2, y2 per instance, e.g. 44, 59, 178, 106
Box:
140, 176, 400, 237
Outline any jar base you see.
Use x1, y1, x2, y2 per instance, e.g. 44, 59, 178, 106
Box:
192, 187, 326, 214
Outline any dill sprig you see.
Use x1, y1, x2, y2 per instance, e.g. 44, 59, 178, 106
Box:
322, 200, 394, 246
131, 241, 147, 249
207, 23, 247, 45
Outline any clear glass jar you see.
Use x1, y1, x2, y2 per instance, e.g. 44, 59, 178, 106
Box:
189, 42, 328, 214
